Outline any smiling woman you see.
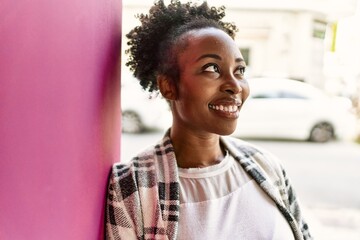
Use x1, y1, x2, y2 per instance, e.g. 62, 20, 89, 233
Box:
106, 1, 313, 239
165, 27, 249, 137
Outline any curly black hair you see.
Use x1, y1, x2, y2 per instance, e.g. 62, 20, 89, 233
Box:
125, 0, 238, 92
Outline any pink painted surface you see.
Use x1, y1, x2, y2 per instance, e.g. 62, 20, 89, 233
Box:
0, 0, 121, 239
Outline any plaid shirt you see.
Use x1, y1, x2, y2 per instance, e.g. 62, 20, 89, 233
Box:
106, 132, 312, 240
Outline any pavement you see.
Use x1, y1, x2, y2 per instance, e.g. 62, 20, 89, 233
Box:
308, 120, 360, 240
306, 206, 360, 240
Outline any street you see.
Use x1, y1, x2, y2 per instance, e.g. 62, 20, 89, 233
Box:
121, 131, 360, 239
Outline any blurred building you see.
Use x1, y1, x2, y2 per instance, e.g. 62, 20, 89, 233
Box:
122, 0, 358, 89
325, 1, 360, 98
330, 1, 360, 126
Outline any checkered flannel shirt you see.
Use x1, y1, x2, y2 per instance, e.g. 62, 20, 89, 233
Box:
105, 132, 312, 240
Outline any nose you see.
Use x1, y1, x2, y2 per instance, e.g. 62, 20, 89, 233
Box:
221, 75, 243, 95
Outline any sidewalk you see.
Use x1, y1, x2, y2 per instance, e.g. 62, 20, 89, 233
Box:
306, 207, 360, 240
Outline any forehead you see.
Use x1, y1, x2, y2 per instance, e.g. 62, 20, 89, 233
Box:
177, 28, 241, 59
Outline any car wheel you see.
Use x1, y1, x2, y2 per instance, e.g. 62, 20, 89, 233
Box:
309, 122, 334, 143
122, 111, 144, 133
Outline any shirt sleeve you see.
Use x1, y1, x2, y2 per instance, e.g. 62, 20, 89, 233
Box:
105, 166, 139, 240
280, 166, 313, 240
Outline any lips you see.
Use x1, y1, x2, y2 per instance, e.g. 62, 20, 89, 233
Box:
208, 98, 242, 114
208, 104, 239, 112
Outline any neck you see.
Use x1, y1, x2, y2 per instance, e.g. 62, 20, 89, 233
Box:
170, 127, 225, 168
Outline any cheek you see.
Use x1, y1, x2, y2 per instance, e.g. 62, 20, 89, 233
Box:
179, 89, 203, 110
179, 79, 204, 100
176, 82, 212, 119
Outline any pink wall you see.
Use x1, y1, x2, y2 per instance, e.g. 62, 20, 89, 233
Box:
0, 0, 121, 239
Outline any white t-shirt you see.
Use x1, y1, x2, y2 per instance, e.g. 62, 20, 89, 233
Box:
177, 153, 295, 240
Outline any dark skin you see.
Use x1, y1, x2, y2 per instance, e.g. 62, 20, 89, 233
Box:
158, 28, 250, 168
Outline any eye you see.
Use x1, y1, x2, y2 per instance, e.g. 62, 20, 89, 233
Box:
203, 64, 220, 74
234, 66, 246, 76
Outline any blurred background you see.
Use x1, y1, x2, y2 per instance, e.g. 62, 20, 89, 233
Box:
121, 0, 360, 239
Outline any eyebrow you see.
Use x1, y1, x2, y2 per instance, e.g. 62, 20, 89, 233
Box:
196, 53, 245, 63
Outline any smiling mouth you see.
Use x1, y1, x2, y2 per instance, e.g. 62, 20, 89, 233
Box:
208, 104, 239, 113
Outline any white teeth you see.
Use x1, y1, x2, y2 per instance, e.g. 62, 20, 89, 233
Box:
209, 104, 239, 113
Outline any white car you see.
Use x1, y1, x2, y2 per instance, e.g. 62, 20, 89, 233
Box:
232, 78, 357, 142
121, 76, 172, 133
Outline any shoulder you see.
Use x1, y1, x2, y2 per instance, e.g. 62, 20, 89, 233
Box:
110, 130, 177, 187
223, 136, 263, 155
111, 144, 158, 180
222, 136, 275, 161
107, 146, 160, 203
222, 136, 285, 180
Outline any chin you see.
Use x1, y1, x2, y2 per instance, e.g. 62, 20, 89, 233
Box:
220, 131, 235, 136
214, 127, 236, 136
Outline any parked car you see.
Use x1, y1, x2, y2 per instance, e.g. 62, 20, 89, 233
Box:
232, 77, 357, 142
121, 76, 172, 133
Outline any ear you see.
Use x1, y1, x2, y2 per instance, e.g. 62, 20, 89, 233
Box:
157, 74, 177, 100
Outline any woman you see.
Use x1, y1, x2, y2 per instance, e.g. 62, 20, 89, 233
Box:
106, 1, 312, 239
